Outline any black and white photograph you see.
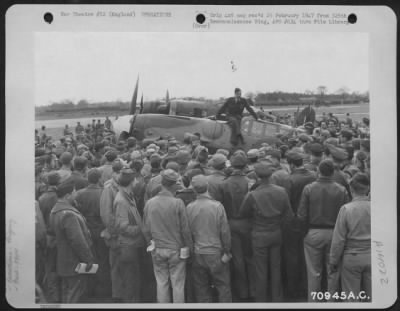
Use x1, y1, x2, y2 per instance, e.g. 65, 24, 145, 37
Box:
5, 4, 397, 308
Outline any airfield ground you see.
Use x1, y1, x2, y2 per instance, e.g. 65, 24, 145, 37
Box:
36, 103, 369, 142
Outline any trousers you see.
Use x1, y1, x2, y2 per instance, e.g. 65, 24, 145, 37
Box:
109, 246, 124, 300
61, 275, 88, 303
303, 229, 339, 302
43, 247, 61, 303
341, 252, 372, 302
230, 223, 254, 301
282, 227, 307, 299
151, 248, 186, 303
90, 237, 112, 298
252, 230, 283, 302
192, 252, 232, 302
227, 116, 243, 146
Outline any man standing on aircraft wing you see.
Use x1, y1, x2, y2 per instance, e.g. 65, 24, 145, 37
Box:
216, 88, 258, 146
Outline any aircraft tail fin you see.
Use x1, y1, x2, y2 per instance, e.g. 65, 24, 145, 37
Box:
140, 93, 144, 114
130, 75, 139, 115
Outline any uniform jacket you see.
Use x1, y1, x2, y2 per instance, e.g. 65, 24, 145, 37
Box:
206, 170, 226, 202
240, 182, 293, 233
143, 189, 193, 251
38, 186, 58, 229
217, 97, 258, 120
304, 158, 321, 173
98, 164, 113, 185
333, 169, 352, 199
66, 171, 88, 192
56, 168, 72, 184
49, 199, 94, 277
270, 166, 290, 192
175, 188, 197, 207
114, 188, 145, 247
218, 170, 250, 220
100, 177, 120, 237
298, 176, 350, 229
330, 197, 371, 265
145, 174, 162, 202
187, 193, 231, 255
75, 184, 105, 239
287, 167, 317, 214
35, 201, 47, 249
132, 174, 147, 216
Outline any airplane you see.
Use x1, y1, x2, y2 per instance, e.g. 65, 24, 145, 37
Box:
112, 75, 304, 152
113, 113, 302, 153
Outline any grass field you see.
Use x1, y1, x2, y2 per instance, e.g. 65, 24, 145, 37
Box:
36, 103, 369, 142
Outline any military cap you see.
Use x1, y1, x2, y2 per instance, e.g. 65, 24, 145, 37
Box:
320, 129, 331, 138
216, 149, 230, 157
118, 168, 136, 187
175, 150, 191, 165
254, 162, 274, 178
150, 152, 162, 161
94, 142, 105, 152
168, 139, 179, 146
350, 172, 370, 188
194, 145, 208, 154
112, 159, 124, 173
56, 179, 75, 198
105, 150, 118, 162
166, 161, 180, 173
74, 156, 88, 168
279, 144, 289, 154
142, 138, 156, 149
77, 144, 88, 151
325, 137, 339, 147
343, 166, 360, 179
131, 150, 142, 160
309, 143, 324, 154
298, 133, 312, 143
146, 148, 156, 154
161, 169, 180, 183
247, 149, 259, 159
230, 152, 247, 168
327, 144, 348, 162
87, 168, 102, 184
191, 174, 208, 192
265, 149, 281, 160
116, 142, 126, 151
155, 139, 167, 147
356, 151, 367, 162
286, 150, 303, 162
130, 159, 144, 173
59, 152, 73, 165
147, 143, 159, 150
47, 172, 61, 186
340, 129, 353, 140
260, 142, 270, 148
210, 153, 227, 168
168, 146, 179, 154
360, 139, 370, 152
127, 137, 136, 147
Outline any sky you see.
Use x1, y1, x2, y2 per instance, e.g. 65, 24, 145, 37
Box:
35, 32, 368, 106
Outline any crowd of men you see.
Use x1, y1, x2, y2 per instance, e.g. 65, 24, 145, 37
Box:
35, 113, 371, 304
